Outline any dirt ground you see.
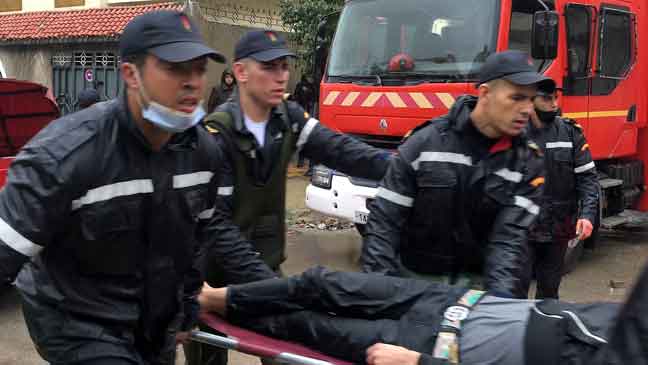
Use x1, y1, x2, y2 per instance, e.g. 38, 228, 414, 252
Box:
1, 175, 648, 365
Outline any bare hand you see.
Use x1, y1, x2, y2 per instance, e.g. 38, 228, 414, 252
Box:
198, 282, 228, 315
175, 331, 191, 345
366, 343, 421, 365
576, 219, 593, 240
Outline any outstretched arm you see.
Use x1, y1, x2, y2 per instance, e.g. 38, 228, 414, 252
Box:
288, 102, 392, 180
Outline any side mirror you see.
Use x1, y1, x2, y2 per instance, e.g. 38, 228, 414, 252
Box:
531, 11, 559, 59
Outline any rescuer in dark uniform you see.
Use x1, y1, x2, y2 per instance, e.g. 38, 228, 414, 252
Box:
185, 30, 392, 365
0, 10, 275, 365
361, 51, 548, 298
522, 84, 599, 299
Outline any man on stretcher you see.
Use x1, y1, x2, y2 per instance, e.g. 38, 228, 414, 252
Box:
198, 264, 648, 365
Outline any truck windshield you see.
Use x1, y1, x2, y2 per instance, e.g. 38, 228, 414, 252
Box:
328, 0, 499, 83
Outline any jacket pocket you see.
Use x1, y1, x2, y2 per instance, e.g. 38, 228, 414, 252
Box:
76, 200, 142, 275
548, 149, 575, 199
406, 169, 457, 268
413, 169, 457, 226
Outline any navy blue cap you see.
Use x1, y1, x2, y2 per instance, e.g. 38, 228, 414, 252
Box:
234, 30, 296, 62
120, 10, 225, 63
78, 88, 100, 106
478, 50, 554, 88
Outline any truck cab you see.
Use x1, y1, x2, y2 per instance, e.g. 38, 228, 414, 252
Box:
306, 0, 647, 247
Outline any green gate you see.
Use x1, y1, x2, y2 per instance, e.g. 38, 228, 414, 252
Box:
52, 49, 122, 115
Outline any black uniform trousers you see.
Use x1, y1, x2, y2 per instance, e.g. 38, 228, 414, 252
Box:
525, 237, 569, 299
225, 267, 459, 364
226, 265, 648, 365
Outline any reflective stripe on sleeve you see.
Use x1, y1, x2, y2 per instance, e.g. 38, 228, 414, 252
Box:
198, 208, 215, 220
546, 141, 573, 149
72, 179, 154, 210
296, 118, 319, 150
376, 187, 414, 207
217, 186, 234, 196
514, 196, 540, 215
411, 152, 472, 171
173, 171, 214, 189
575, 161, 596, 174
494, 168, 523, 183
0, 217, 43, 257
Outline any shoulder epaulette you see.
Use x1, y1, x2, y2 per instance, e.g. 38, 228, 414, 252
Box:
204, 123, 219, 134
562, 117, 583, 130
402, 120, 433, 142
527, 141, 543, 157
203, 111, 234, 134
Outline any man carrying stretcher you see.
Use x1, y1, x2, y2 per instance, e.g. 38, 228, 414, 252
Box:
199, 263, 648, 365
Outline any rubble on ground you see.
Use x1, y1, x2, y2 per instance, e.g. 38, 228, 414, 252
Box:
286, 208, 355, 231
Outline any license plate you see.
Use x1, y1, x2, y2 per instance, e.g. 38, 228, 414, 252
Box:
354, 211, 369, 224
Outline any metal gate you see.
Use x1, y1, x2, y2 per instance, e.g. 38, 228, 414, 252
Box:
52, 49, 122, 115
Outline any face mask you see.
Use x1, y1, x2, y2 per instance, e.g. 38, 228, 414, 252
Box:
535, 109, 559, 123
133, 68, 206, 133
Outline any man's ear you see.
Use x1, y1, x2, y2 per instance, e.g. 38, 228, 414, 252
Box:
477, 83, 490, 100
232, 61, 248, 83
120, 63, 139, 90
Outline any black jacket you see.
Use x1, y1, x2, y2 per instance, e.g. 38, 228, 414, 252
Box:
207, 69, 236, 113
361, 95, 545, 298
207, 97, 392, 281
526, 116, 598, 241
0, 95, 270, 362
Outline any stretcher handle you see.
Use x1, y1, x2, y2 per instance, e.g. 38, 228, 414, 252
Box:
189, 330, 342, 365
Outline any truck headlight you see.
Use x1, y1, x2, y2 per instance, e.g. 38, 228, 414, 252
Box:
311, 165, 332, 189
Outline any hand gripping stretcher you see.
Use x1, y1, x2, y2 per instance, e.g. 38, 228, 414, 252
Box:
190, 312, 354, 365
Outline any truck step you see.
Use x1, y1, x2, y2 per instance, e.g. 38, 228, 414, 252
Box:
601, 210, 648, 229
601, 215, 631, 229
599, 178, 624, 189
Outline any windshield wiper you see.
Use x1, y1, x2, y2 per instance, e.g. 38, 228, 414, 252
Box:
328, 74, 383, 86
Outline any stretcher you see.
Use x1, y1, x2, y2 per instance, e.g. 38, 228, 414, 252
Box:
190, 312, 354, 365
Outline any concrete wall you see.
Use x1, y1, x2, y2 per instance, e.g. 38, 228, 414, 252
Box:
197, 0, 301, 99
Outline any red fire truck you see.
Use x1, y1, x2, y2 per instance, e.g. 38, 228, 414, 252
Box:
0, 79, 59, 185
305, 0, 646, 262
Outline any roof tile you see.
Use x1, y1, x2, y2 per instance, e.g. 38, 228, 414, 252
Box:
0, 2, 182, 41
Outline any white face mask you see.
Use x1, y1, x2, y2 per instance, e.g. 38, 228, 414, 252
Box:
133, 68, 206, 133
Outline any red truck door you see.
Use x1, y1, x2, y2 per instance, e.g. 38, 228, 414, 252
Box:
563, 1, 639, 160
560, 3, 595, 138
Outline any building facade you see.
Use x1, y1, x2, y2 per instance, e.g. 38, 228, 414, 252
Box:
0, 0, 296, 115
